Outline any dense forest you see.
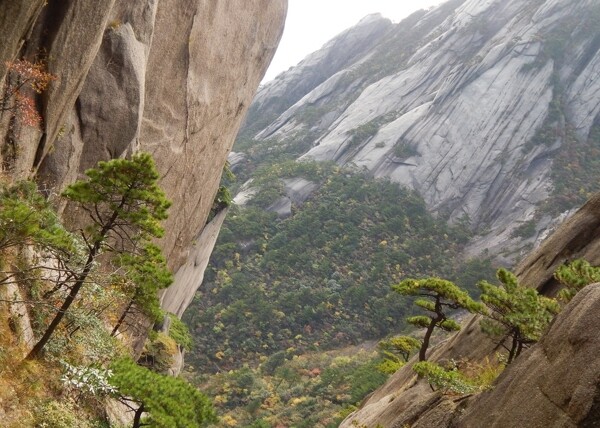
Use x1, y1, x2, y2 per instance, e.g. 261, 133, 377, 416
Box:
184, 153, 497, 425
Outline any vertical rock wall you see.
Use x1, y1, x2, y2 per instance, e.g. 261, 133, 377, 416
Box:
0, 1, 287, 314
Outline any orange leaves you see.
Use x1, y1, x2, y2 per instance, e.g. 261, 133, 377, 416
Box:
6, 60, 56, 93
2, 59, 56, 128
14, 93, 42, 127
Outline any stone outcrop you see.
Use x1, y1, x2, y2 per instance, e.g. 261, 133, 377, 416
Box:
242, 13, 395, 138
0, 0, 287, 317
341, 190, 600, 427
241, 0, 600, 261
160, 209, 229, 318
456, 283, 600, 427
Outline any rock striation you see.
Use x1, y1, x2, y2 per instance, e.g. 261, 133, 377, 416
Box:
242, 0, 600, 261
0, 1, 287, 317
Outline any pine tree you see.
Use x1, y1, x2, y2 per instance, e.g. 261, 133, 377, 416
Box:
27, 153, 171, 359
0, 181, 73, 254
110, 358, 216, 428
377, 335, 421, 373
111, 243, 173, 336
478, 268, 559, 363
393, 277, 483, 361
378, 335, 421, 363
554, 259, 600, 302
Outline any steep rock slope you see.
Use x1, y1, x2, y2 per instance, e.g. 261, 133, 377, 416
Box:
0, 1, 287, 315
242, 0, 600, 260
340, 191, 600, 427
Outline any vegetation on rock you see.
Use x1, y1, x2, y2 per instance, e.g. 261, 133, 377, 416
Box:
0, 154, 213, 426
27, 153, 171, 359
110, 358, 216, 428
186, 163, 494, 374
478, 268, 559, 363
554, 259, 600, 302
393, 277, 484, 361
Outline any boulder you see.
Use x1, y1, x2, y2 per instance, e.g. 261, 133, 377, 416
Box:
457, 283, 600, 427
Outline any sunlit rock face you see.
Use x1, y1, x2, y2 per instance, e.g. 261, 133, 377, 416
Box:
243, 0, 600, 260
0, 0, 287, 276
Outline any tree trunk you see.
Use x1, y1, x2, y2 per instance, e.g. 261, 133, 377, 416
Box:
132, 403, 145, 428
419, 320, 436, 361
26, 204, 122, 360
112, 298, 134, 336
507, 333, 519, 364
26, 256, 95, 359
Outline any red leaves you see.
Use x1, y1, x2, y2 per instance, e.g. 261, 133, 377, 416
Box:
2, 59, 57, 128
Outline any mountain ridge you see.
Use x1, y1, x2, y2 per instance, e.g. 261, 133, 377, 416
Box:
239, 0, 600, 263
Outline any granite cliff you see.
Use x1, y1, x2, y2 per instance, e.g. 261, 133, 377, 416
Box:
239, 0, 600, 263
0, 0, 287, 319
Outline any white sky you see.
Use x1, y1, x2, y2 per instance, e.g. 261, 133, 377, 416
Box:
263, 0, 441, 82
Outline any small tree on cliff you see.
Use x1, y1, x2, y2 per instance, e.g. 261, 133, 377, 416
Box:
111, 243, 173, 336
554, 259, 600, 302
110, 358, 216, 428
393, 278, 483, 361
478, 268, 559, 363
2, 59, 55, 127
27, 153, 171, 359
377, 335, 421, 373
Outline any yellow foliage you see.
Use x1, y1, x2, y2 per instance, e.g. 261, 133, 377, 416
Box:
290, 396, 308, 406
221, 414, 238, 427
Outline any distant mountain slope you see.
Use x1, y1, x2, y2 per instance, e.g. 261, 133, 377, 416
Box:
239, 0, 600, 261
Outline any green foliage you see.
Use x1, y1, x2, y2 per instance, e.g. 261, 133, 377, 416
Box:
110, 358, 216, 427
478, 268, 559, 363
261, 350, 287, 375
554, 259, 600, 302
28, 153, 172, 359
376, 335, 420, 374
116, 243, 173, 324
167, 313, 193, 352
186, 165, 485, 372
140, 332, 178, 373
393, 277, 484, 361
393, 142, 419, 159
0, 180, 74, 254
511, 219, 537, 239
194, 347, 387, 428
33, 400, 95, 428
413, 361, 477, 395
414, 357, 505, 396
346, 120, 380, 147
63, 152, 171, 241
208, 183, 234, 223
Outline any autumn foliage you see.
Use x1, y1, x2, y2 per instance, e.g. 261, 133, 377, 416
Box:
2, 59, 56, 127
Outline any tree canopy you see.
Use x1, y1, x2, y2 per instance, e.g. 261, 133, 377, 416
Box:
478, 268, 559, 363
393, 277, 484, 361
110, 358, 216, 428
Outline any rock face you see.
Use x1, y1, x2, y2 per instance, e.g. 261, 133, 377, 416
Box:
241, 0, 600, 260
456, 283, 600, 427
160, 209, 229, 318
0, 1, 287, 316
340, 190, 600, 427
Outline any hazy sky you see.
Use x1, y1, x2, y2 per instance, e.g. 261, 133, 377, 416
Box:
263, 0, 441, 82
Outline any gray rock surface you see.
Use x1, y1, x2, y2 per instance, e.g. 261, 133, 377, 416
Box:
457, 283, 600, 427
0, 0, 287, 319
244, 0, 600, 260
243, 13, 394, 137
160, 209, 229, 318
